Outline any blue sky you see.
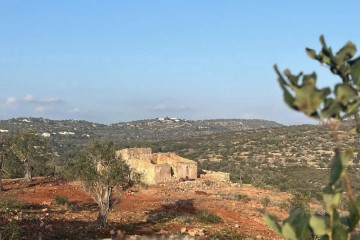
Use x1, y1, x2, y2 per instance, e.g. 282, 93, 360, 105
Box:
1, 1, 359, 125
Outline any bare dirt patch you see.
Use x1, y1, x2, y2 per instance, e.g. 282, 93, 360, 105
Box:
0, 177, 288, 239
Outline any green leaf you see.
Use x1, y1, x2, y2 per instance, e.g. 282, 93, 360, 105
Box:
335, 83, 358, 106
356, 196, 360, 207
274, 65, 288, 86
318, 51, 332, 65
319, 35, 327, 48
316, 35, 336, 66
348, 201, 360, 231
274, 65, 330, 117
302, 72, 317, 86
321, 98, 342, 119
330, 149, 352, 184
306, 48, 317, 59
283, 88, 296, 109
282, 223, 297, 240
309, 215, 330, 236
349, 57, 360, 86
281, 209, 310, 239
284, 69, 302, 86
264, 214, 281, 235
292, 74, 329, 116
332, 225, 348, 240
335, 41, 356, 64
345, 98, 360, 116
323, 191, 341, 214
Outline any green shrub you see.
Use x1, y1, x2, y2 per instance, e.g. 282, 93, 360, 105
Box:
237, 194, 251, 202
197, 209, 223, 224
0, 222, 21, 240
261, 197, 271, 208
209, 228, 247, 239
0, 197, 26, 211
53, 195, 71, 206
288, 192, 310, 212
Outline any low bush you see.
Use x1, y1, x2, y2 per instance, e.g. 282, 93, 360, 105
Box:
196, 209, 223, 224
0, 222, 22, 240
53, 195, 71, 206
0, 197, 26, 211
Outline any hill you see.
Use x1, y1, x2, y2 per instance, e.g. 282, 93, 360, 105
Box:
123, 124, 360, 200
3, 117, 356, 201
0, 117, 282, 141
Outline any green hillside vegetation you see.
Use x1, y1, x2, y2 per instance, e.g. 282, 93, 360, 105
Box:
1, 117, 359, 202
0, 117, 282, 165
121, 124, 360, 200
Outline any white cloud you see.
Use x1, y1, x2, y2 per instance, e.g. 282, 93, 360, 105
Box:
5, 97, 16, 105
34, 106, 45, 112
24, 94, 35, 102
70, 107, 80, 113
23, 94, 62, 104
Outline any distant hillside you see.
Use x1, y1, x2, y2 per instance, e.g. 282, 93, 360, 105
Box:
126, 124, 360, 200
0, 117, 282, 141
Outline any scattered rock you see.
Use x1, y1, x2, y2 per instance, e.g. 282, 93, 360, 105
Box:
194, 191, 208, 195
44, 224, 53, 231
116, 230, 126, 239
180, 227, 187, 234
187, 228, 205, 237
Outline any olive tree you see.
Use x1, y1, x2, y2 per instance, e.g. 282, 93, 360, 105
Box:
0, 136, 7, 191
11, 132, 52, 182
73, 139, 133, 227
265, 36, 360, 239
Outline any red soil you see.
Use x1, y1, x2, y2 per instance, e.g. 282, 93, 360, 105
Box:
0, 177, 289, 239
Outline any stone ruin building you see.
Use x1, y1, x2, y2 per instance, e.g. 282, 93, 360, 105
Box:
116, 148, 198, 185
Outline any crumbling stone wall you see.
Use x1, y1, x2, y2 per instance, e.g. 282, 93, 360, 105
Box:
117, 148, 152, 161
200, 170, 230, 182
116, 148, 198, 185
125, 158, 157, 185
152, 153, 197, 180
154, 164, 173, 184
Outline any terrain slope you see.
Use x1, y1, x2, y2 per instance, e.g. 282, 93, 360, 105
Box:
0, 177, 291, 239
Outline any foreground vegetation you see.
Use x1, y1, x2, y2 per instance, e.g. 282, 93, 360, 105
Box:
264, 35, 360, 239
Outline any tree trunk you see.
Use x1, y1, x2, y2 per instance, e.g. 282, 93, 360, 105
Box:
0, 171, 3, 192
0, 155, 4, 191
23, 157, 32, 182
96, 186, 112, 227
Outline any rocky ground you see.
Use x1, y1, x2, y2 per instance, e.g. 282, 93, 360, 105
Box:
0, 177, 294, 239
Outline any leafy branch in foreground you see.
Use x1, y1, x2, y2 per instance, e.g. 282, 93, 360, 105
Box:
265, 36, 360, 239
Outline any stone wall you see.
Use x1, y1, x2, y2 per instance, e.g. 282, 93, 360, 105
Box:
117, 148, 152, 161
200, 170, 230, 182
125, 158, 157, 185
152, 153, 197, 180
154, 164, 173, 184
